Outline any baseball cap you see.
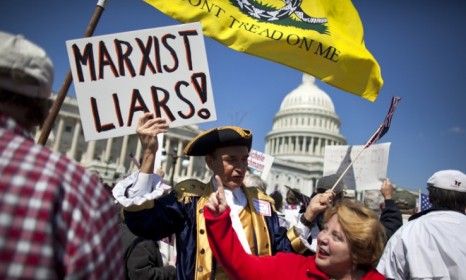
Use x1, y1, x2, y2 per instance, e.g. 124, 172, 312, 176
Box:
427, 170, 466, 192
0, 31, 54, 99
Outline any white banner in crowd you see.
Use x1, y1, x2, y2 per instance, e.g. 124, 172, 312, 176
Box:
248, 149, 274, 181
323, 143, 391, 191
66, 22, 216, 141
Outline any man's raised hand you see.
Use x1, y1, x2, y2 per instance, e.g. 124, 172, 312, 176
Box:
206, 175, 228, 215
137, 113, 168, 173
380, 178, 395, 200
137, 112, 168, 152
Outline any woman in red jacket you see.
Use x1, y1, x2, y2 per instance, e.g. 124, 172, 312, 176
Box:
204, 176, 386, 280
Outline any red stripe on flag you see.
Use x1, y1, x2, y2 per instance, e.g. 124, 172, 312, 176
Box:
364, 96, 401, 148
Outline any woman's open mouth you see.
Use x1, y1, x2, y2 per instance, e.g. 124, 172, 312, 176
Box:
317, 247, 330, 258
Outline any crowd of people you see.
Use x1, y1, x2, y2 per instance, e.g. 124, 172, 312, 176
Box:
1, 31, 465, 280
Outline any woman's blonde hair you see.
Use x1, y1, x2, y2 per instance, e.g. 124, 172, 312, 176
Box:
323, 199, 386, 268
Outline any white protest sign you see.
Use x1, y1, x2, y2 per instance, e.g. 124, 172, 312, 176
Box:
323, 143, 390, 191
248, 149, 274, 181
66, 22, 216, 141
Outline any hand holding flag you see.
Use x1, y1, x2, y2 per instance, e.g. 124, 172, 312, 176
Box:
303, 191, 335, 223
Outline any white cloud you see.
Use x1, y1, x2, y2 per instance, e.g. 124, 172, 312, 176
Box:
449, 126, 464, 134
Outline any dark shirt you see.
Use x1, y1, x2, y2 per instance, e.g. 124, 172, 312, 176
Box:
121, 224, 176, 280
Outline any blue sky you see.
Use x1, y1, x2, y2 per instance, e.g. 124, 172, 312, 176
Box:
2, 0, 465, 192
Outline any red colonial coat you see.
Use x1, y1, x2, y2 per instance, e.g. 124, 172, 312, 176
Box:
204, 207, 385, 280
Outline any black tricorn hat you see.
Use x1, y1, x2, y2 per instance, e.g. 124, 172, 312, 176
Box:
183, 126, 253, 156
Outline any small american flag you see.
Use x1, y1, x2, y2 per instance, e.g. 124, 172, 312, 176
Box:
419, 193, 432, 212
364, 96, 401, 148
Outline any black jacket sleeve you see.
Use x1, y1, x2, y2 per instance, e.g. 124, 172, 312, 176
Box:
380, 199, 403, 240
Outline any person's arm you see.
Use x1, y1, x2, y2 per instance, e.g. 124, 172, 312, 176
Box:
205, 206, 328, 279
204, 177, 328, 280
205, 176, 274, 278
252, 191, 334, 255
286, 192, 335, 253
301, 192, 334, 223
137, 112, 167, 174
113, 113, 171, 209
205, 207, 264, 278
124, 190, 186, 241
380, 199, 402, 239
380, 179, 402, 239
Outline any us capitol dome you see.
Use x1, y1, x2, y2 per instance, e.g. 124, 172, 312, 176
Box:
264, 74, 346, 196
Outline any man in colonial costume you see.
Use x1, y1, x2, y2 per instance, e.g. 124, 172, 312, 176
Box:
113, 114, 315, 279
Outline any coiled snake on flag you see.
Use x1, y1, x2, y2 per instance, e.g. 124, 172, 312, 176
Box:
234, 0, 327, 24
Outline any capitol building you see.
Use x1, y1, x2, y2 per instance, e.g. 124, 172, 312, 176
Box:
264, 74, 346, 196
38, 74, 345, 195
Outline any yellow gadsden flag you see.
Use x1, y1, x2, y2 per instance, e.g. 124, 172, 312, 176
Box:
145, 0, 383, 101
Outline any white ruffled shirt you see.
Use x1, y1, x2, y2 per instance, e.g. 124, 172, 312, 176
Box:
113, 172, 311, 254
112, 172, 172, 207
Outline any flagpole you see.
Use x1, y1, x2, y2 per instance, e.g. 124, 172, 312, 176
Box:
38, 0, 109, 146
417, 188, 421, 213
129, 152, 141, 169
